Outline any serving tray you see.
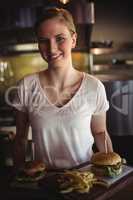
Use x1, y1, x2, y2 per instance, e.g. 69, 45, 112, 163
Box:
10, 164, 133, 190
78, 164, 133, 187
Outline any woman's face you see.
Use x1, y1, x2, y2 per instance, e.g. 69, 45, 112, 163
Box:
37, 17, 77, 68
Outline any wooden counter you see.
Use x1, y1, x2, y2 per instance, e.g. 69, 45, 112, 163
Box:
0, 167, 133, 200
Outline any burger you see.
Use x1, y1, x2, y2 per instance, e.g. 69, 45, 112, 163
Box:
91, 152, 123, 178
16, 160, 46, 182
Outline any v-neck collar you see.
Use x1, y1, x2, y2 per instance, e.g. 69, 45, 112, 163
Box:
36, 72, 86, 110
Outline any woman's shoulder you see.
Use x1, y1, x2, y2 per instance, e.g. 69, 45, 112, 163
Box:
15, 73, 40, 93
82, 73, 106, 98
84, 73, 102, 87
23, 72, 38, 82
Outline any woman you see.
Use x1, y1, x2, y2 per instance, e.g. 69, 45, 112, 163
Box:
12, 7, 113, 170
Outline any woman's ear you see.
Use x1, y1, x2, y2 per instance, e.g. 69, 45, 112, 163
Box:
71, 32, 77, 48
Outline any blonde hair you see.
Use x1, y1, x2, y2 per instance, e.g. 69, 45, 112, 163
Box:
35, 7, 76, 34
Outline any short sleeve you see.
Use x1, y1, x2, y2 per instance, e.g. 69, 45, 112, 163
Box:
93, 80, 109, 115
11, 78, 28, 112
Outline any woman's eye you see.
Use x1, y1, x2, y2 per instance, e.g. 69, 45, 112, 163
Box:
56, 37, 65, 43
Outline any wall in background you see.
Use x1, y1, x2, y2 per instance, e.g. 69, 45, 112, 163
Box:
92, 0, 133, 43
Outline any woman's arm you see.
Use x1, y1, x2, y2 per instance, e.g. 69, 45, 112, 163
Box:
13, 110, 29, 170
91, 112, 113, 153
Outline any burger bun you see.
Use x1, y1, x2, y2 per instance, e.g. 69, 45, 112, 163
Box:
91, 152, 121, 166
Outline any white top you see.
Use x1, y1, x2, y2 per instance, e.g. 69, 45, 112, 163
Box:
12, 72, 109, 169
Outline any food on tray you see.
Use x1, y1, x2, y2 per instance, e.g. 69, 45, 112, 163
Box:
57, 170, 97, 193
15, 160, 46, 182
91, 152, 123, 178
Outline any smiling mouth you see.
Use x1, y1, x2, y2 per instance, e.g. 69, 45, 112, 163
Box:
47, 54, 62, 61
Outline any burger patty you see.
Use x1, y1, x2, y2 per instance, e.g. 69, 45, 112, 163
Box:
92, 162, 122, 178
94, 162, 122, 170
16, 170, 45, 182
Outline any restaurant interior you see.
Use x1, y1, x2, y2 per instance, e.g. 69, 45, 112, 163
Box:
0, 0, 133, 199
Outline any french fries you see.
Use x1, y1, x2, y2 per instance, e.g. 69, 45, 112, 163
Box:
57, 170, 97, 193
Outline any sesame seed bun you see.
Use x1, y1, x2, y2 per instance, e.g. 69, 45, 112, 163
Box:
91, 152, 121, 166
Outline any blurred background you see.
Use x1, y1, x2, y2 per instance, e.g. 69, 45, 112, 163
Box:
0, 0, 133, 167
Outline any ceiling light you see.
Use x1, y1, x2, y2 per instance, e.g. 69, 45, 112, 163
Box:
59, 0, 70, 4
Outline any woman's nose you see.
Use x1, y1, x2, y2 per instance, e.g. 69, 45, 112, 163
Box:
49, 40, 58, 53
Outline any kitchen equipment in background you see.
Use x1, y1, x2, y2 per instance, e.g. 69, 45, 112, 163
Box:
0, 61, 14, 91
72, 1, 95, 51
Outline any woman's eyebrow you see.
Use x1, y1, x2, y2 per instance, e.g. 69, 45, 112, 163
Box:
56, 33, 68, 37
38, 37, 48, 40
